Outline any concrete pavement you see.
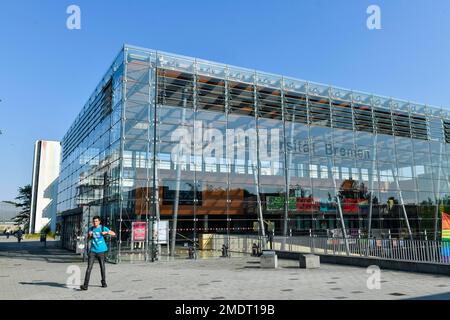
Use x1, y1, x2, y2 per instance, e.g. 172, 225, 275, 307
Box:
0, 236, 449, 300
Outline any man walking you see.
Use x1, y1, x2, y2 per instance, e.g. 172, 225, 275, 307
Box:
80, 216, 115, 290
15, 228, 23, 243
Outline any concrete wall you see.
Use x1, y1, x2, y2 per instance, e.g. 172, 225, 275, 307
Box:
30, 140, 61, 233
276, 250, 450, 276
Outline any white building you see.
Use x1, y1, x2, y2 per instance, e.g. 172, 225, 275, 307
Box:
29, 140, 61, 233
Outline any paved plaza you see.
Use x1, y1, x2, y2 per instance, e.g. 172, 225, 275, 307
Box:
0, 237, 449, 300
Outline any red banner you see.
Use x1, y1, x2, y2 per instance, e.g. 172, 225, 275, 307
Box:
132, 222, 147, 241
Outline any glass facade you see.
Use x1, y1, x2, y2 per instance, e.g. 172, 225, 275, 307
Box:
57, 44, 450, 262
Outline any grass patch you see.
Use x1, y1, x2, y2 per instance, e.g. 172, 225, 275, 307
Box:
24, 233, 56, 240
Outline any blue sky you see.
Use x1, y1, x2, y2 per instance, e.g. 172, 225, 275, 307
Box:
0, 0, 449, 201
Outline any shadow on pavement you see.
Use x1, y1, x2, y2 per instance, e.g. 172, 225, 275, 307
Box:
18, 281, 103, 290
0, 240, 82, 264
407, 292, 450, 300
19, 281, 68, 289
18, 281, 104, 291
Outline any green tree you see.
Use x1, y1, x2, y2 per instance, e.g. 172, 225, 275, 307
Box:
11, 185, 32, 232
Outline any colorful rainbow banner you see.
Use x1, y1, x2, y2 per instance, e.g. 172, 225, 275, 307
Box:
442, 212, 450, 261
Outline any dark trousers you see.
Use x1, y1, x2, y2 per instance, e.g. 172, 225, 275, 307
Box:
83, 252, 106, 286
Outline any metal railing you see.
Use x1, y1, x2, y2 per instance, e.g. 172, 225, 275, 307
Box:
272, 236, 450, 265
204, 234, 450, 265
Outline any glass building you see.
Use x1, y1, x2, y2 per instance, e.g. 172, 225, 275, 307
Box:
57, 44, 450, 262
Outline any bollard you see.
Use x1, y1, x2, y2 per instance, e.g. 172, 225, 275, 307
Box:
299, 254, 320, 269
260, 250, 278, 268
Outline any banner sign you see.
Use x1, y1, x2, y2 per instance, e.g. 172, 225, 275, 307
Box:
442, 212, 450, 261
157, 220, 169, 244
132, 222, 147, 241
132, 221, 169, 244
266, 196, 370, 214
266, 196, 296, 211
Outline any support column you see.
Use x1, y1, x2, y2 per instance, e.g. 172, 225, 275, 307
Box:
434, 142, 444, 240
390, 104, 413, 240
392, 164, 413, 239
151, 57, 161, 262
253, 72, 266, 249
281, 77, 289, 251
193, 61, 198, 259
367, 134, 378, 238
329, 155, 350, 255
328, 90, 350, 255
145, 53, 153, 262
224, 67, 231, 252
170, 92, 187, 256
117, 46, 129, 263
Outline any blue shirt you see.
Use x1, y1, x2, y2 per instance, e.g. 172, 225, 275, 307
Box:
89, 225, 110, 253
